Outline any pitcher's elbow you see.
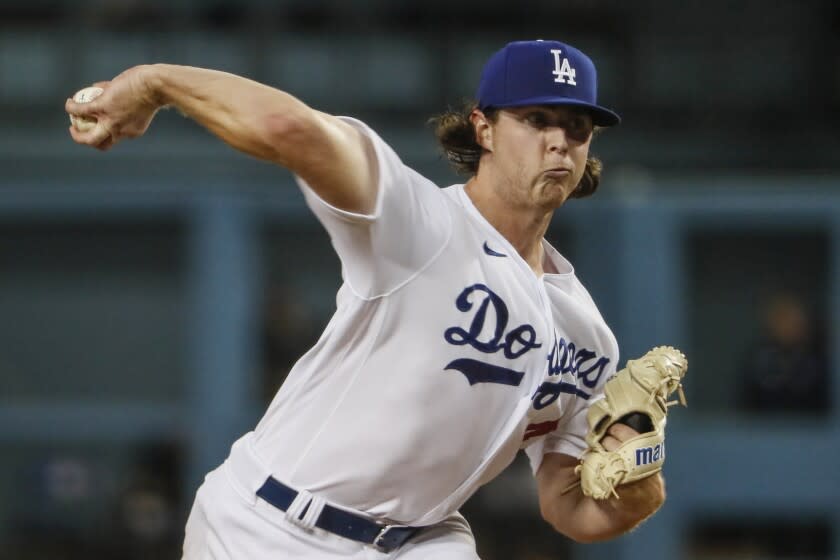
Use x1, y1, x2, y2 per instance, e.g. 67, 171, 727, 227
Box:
541, 507, 598, 544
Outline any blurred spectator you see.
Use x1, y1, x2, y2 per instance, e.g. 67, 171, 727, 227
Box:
97, 478, 181, 560
97, 440, 184, 559
6, 454, 98, 560
737, 292, 829, 414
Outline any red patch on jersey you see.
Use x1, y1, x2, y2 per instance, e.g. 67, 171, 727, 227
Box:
523, 419, 560, 441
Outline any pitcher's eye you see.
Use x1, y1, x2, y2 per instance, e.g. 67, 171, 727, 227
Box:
569, 115, 594, 138
525, 112, 548, 128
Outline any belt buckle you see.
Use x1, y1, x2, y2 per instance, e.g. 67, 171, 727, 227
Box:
373, 524, 410, 551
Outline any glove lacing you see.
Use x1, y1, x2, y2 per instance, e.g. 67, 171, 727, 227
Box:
566, 453, 629, 498
647, 374, 687, 408
596, 454, 628, 499
643, 360, 688, 409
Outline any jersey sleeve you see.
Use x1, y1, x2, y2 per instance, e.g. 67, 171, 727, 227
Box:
523, 361, 618, 475
294, 117, 452, 299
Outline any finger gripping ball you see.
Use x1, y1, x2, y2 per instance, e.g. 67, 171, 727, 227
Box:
69, 86, 103, 132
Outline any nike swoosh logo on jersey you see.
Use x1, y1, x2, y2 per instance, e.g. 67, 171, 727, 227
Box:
445, 358, 524, 386
483, 241, 507, 257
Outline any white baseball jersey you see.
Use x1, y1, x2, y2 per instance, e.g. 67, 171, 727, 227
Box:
251, 117, 618, 527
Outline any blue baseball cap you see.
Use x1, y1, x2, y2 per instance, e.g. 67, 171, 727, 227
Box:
476, 40, 621, 126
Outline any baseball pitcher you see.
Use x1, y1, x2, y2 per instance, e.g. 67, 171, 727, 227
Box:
66, 39, 687, 559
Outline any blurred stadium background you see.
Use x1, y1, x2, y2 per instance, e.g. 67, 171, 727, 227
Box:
1, 0, 839, 558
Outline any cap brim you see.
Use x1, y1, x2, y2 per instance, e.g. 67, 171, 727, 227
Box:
484, 96, 621, 127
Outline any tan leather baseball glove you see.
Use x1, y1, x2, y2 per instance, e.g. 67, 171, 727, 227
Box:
574, 346, 688, 499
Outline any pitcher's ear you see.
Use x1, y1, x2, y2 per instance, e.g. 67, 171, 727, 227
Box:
470, 109, 493, 152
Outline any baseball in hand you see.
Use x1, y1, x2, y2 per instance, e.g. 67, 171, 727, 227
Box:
69, 86, 103, 132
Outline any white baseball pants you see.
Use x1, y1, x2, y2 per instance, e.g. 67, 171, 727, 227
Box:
181, 433, 480, 560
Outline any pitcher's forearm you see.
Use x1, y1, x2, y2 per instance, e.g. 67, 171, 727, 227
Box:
564, 474, 665, 542
537, 453, 665, 543
145, 63, 320, 167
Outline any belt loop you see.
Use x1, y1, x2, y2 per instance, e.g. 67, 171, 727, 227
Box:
285, 489, 312, 528
285, 489, 326, 531
301, 494, 326, 529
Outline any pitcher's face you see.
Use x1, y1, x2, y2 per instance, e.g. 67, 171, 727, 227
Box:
474, 105, 593, 209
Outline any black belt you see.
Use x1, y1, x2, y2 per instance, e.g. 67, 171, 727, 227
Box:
256, 476, 421, 552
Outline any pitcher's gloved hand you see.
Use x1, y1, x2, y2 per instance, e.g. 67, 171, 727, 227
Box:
575, 346, 688, 500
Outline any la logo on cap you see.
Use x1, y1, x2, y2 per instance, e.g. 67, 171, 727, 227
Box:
551, 49, 577, 86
